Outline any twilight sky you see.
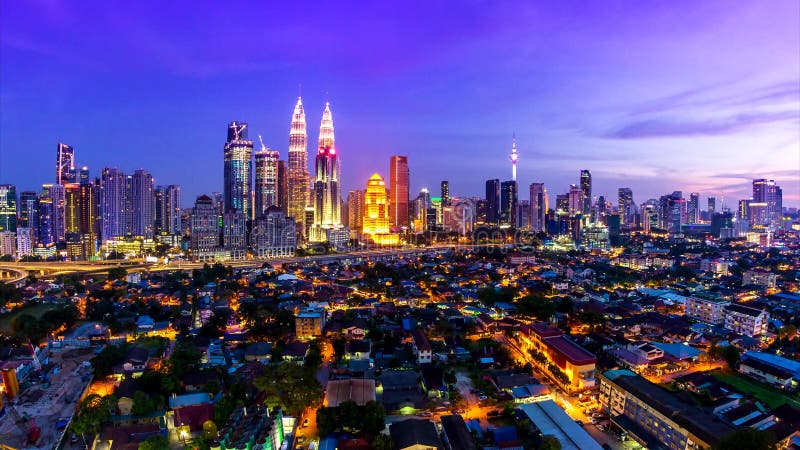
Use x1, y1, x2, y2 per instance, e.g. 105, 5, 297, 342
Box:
1, 0, 799, 207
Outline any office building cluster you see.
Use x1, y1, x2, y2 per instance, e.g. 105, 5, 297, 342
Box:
0, 106, 792, 261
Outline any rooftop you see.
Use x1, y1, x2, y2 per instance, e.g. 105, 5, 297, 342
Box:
519, 400, 602, 450
325, 378, 376, 407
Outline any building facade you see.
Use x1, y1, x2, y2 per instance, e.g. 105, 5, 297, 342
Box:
223, 121, 254, 218
311, 103, 342, 242
685, 296, 730, 325
287, 97, 309, 228
254, 145, 280, 218
389, 155, 409, 229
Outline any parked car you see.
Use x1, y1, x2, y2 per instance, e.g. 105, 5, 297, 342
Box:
575, 419, 584, 427
302, 418, 309, 428
478, 395, 488, 401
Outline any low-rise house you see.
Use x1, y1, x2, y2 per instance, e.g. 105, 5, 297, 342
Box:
324, 378, 376, 407
411, 329, 432, 365
739, 352, 800, 391
243, 342, 273, 363
283, 341, 309, 363
389, 419, 443, 450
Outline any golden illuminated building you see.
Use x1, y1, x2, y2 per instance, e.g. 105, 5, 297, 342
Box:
362, 173, 399, 245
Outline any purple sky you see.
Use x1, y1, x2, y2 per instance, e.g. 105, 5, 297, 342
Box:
2, 0, 799, 207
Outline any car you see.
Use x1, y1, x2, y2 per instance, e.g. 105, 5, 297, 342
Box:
302, 418, 309, 428
71, 434, 78, 444
478, 395, 488, 401
602, 444, 612, 450
575, 419, 584, 426
420, 411, 432, 417
455, 409, 465, 414
297, 436, 306, 444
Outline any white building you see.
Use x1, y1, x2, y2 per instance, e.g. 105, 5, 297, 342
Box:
724, 304, 769, 337
15, 228, 32, 257
743, 269, 777, 289
685, 296, 730, 325
0, 231, 16, 258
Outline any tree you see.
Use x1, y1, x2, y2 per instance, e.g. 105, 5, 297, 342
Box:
132, 391, 156, 416
712, 429, 776, 450
362, 400, 386, 434
254, 363, 321, 415
577, 311, 605, 332
71, 394, 115, 439
91, 343, 128, 377
204, 380, 221, 397
723, 345, 741, 369
138, 434, 169, 450
108, 267, 128, 281
168, 341, 201, 378
539, 435, 562, 450
203, 420, 218, 440
371, 435, 394, 450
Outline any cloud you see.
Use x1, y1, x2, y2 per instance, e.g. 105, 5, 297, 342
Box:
604, 110, 799, 139
633, 81, 800, 115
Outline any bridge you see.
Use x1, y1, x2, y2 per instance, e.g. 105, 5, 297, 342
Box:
0, 244, 492, 281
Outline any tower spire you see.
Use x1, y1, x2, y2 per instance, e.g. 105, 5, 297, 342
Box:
510, 134, 519, 182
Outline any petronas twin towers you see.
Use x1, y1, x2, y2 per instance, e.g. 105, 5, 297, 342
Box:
287, 98, 342, 242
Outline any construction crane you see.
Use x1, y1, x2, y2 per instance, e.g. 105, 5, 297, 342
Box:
258, 134, 267, 151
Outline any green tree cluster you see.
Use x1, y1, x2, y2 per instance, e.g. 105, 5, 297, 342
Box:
254, 362, 321, 415
316, 401, 385, 436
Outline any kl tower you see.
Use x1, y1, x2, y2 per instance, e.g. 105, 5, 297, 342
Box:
510, 134, 519, 181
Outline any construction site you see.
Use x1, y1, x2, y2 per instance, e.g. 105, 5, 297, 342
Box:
0, 346, 95, 450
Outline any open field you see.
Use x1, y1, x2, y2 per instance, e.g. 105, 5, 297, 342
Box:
713, 371, 800, 409
0, 303, 61, 334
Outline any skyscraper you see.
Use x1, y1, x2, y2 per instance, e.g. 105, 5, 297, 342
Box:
311, 102, 342, 241
500, 181, 518, 226
362, 173, 399, 245
254, 141, 280, 217
223, 121, 254, 217
0, 185, 17, 233
568, 184, 584, 216
19, 191, 38, 243
580, 170, 591, 216
56, 142, 75, 185
529, 183, 547, 232
389, 156, 409, 229
485, 179, 500, 224
37, 194, 54, 245
100, 168, 126, 241
347, 190, 365, 232
131, 169, 155, 238
707, 197, 716, 215
751, 179, 782, 229
441, 181, 450, 207
42, 183, 66, 242
618, 188, 634, 224
287, 97, 309, 225
78, 183, 97, 236
190, 195, 220, 260
277, 160, 288, 214
64, 183, 81, 234
688, 192, 700, 224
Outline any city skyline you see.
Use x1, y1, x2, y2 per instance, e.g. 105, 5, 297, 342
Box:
1, 2, 797, 206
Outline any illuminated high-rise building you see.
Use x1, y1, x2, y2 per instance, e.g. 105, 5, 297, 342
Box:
412, 189, 430, 232
568, 184, 583, 216
64, 183, 81, 234
688, 192, 700, 224
618, 188, 634, 224
42, 183, 65, 242
37, 194, 54, 245
347, 190, 365, 232
287, 97, 309, 225
707, 197, 716, 216
131, 169, 154, 238
277, 160, 288, 214
223, 121, 254, 217
311, 102, 342, 241
751, 179, 782, 229
0, 185, 17, 233
254, 139, 280, 217
190, 195, 220, 260
78, 166, 90, 185
100, 168, 126, 241
485, 179, 500, 224
79, 183, 97, 236
500, 180, 518, 226
440, 181, 450, 207
19, 191, 38, 243
56, 142, 75, 185
362, 173, 399, 245
529, 182, 547, 232
389, 156, 409, 229
580, 170, 591, 216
